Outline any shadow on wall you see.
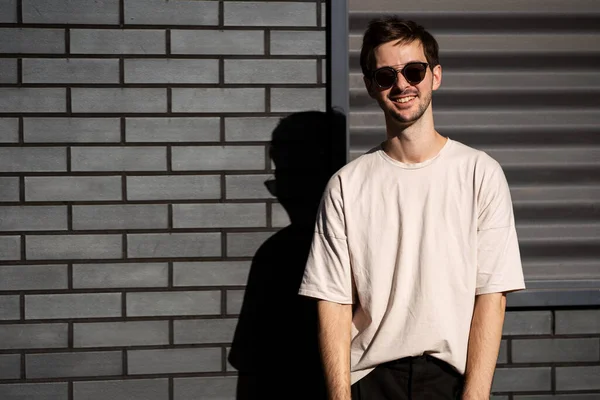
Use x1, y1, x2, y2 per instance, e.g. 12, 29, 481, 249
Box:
228, 110, 346, 400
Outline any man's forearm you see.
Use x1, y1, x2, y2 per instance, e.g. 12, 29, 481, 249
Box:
317, 300, 353, 400
462, 293, 506, 400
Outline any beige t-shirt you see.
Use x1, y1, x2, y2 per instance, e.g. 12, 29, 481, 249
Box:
298, 138, 525, 384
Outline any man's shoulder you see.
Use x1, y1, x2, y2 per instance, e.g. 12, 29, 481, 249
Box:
447, 139, 502, 172
335, 145, 382, 177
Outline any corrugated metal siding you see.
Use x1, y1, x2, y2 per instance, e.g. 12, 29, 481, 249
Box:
348, 0, 600, 296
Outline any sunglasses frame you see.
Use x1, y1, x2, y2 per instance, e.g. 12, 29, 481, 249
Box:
371, 62, 430, 88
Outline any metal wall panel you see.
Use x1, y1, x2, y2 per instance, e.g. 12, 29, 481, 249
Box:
348, 2, 600, 304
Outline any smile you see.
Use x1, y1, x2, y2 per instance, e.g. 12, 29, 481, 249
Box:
392, 96, 416, 104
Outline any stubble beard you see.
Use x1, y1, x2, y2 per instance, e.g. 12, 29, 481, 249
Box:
384, 90, 432, 126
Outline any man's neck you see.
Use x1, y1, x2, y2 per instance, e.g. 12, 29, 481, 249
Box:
382, 113, 446, 164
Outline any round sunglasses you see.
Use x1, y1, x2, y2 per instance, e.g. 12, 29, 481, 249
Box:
371, 62, 429, 88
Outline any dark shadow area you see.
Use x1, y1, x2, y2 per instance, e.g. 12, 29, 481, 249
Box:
229, 111, 346, 400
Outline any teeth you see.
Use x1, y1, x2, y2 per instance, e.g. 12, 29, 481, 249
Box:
394, 96, 415, 103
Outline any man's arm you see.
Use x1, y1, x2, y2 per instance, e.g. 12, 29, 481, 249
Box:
317, 300, 353, 400
462, 292, 506, 400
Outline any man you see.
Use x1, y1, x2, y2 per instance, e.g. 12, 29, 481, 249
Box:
298, 18, 525, 400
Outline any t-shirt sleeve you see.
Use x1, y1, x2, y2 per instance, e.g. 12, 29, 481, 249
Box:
298, 175, 353, 304
476, 159, 526, 295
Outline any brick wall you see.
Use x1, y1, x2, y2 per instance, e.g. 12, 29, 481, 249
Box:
492, 309, 600, 399
0, 0, 325, 399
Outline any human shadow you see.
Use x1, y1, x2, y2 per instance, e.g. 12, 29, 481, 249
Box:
228, 110, 346, 400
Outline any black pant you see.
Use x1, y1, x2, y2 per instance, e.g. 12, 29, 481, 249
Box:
351, 355, 464, 400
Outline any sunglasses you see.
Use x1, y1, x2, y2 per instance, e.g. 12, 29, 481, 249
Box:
371, 62, 429, 88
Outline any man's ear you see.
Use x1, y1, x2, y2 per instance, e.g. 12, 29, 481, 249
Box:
432, 64, 442, 91
363, 75, 376, 98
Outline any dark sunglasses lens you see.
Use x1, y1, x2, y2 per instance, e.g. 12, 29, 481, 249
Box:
374, 69, 396, 87
403, 64, 426, 83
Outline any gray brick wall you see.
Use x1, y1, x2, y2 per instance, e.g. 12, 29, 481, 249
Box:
0, 1, 324, 398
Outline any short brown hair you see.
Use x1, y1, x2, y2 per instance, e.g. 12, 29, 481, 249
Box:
360, 17, 439, 77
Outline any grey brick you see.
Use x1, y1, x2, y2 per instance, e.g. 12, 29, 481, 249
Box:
491, 367, 551, 392
174, 318, 236, 345
0, 148, 66, 172
227, 290, 244, 315
0, 236, 21, 261
271, 31, 326, 55
0, 264, 68, 290
0, 59, 17, 83
174, 377, 236, 400
0, 295, 20, 320
321, 3, 326, 27
322, 60, 326, 83
73, 205, 168, 230
225, 60, 317, 84
0, 323, 67, 349
23, 0, 119, 24
0, 88, 65, 112
0, 383, 68, 400
497, 340, 507, 364
271, 88, 326, 112
173, 88, 265, 113
23, 59, 119, 84
125, 0, 217, 25
26, 293, 121, 319
127, 291, 220, 317
225, 117, 280, 142
128, 233, 221, 258
0, 354, 20, 379
171, 30, 264, 55
25, 176, 122, 201
226, 347, 234, 371
0, 206, 67, 231
227, 232, 273, 257
128, 348, 221, 375
503, 311, 552, 335
173, 261, 251, 286
125, 59, 218, 84
71, 29, 165, 54
71, 88, 167, 113
272, 203, 290, 227
0, 177, 19, 202
0, 0, 16, 23
513, 338, 600, 363
71, 146, 166, 172
0, 118, 18, 143
73, 263, 168, 289
224, 2, 317, 26
226, 174, 274, 199
172, 146, 265, 171
74, 321, 169, 348
127, 117, 220, 142
173, 204, 266, 228
556, 310, 600, 334
556, 366, 600, 390
127, 175, 220, 201
24, 118, 121, 143
27, 351, 122, 379
515, 395, 600, 400
0, 28, 64, 53
26, 234, 122, 260
74, 379, 169, 400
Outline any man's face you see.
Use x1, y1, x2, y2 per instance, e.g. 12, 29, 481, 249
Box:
364, 40, 442, 126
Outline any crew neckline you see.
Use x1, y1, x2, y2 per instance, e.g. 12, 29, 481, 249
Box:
377, 137, 452, 169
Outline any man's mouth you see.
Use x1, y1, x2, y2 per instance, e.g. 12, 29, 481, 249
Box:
391, 96, 416, 104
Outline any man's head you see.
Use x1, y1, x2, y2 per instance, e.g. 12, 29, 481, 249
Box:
360, 18, 442, 127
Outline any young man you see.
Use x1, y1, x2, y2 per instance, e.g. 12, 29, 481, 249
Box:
298, 18, 526, 400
